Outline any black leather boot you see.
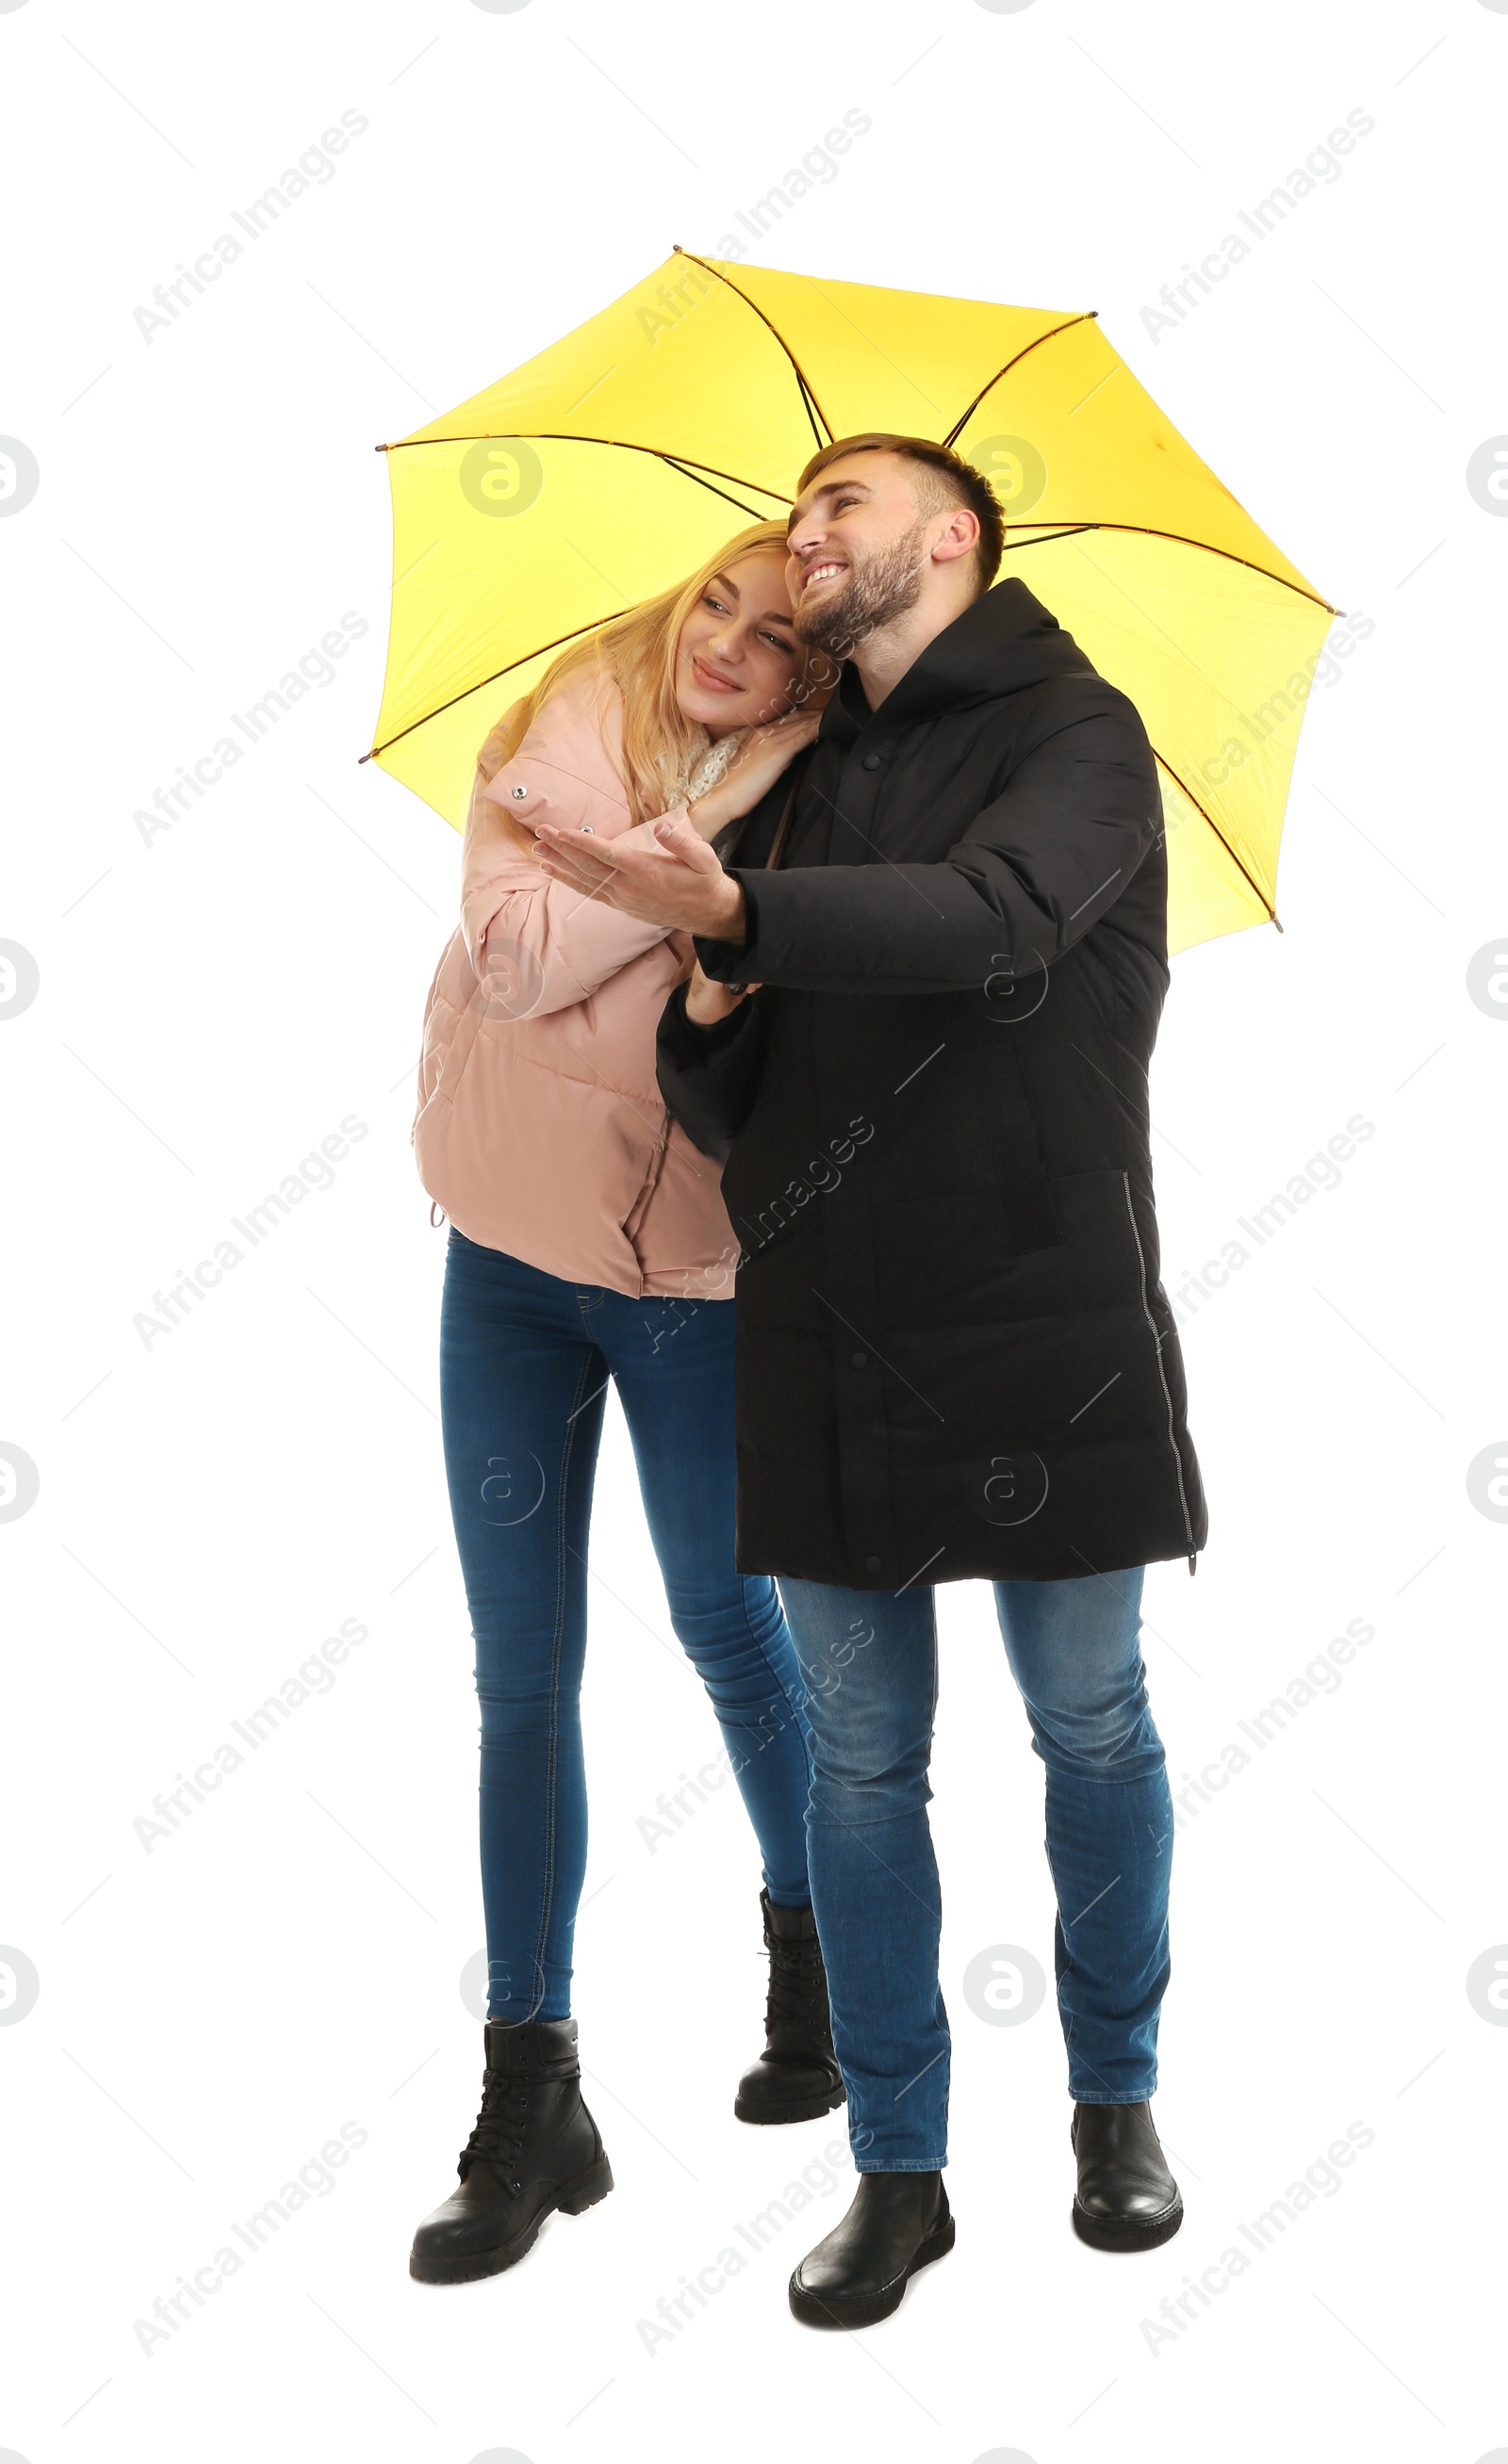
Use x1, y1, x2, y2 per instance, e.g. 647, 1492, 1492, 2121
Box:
789, 2172, 954, 2327
409, 2016, 613, 2284
1071, 2100, 1183, 2251
734, 1890, 845, 2125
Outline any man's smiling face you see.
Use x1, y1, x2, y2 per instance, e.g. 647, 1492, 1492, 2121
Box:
784, 451, 937, 659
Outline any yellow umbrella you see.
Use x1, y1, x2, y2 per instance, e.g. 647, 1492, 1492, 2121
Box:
366, 250, 1337, 953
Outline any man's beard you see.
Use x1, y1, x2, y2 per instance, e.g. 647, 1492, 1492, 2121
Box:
792, 518, 929, 660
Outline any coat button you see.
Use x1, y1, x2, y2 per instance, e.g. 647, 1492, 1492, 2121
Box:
861, 753, 880, 771
850, 1350, 868, 1369
863, 1555, 882, 1574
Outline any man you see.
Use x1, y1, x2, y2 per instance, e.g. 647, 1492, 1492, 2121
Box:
531, 433, 1206, 2329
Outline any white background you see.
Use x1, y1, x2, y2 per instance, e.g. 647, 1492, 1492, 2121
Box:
2, 3, 1504, 2458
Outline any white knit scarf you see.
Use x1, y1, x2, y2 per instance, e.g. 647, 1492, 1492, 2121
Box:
655, 723, 749, 809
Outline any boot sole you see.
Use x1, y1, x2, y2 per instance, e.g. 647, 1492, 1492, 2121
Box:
1071, 2195, 1183, 2253
409, 2156, 615, 2285
788, 2209, 955, 2329
734, 2082, 846, 2126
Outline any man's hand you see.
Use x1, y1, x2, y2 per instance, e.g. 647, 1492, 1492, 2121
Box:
684, 960, 760, 1025
533, 811, 747, 942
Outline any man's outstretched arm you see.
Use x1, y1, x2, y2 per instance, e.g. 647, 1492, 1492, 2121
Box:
695, 706, 1161, 995
536, 699, 1160, 998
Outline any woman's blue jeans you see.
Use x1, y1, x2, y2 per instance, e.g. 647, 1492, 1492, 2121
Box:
439, 1230, 814, 2023
779, 1568, 1172, 2170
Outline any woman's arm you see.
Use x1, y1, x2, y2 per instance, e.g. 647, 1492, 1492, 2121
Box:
462, 674, 692, 1019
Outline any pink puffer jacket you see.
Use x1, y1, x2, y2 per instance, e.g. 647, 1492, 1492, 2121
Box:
413, 668, 739, 1299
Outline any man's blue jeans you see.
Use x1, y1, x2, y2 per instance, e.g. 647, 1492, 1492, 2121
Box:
440, 1231, 814, 2022
779, 1569, 1172, 2171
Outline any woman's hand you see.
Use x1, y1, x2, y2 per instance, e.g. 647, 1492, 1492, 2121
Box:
684, 960, 760, 1025
683, 709, 822, 840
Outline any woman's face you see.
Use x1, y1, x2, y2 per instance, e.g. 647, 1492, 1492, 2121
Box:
673, 547, 806, 737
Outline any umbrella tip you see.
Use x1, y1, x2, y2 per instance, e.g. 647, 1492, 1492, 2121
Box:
1271, 912, 1285, 935
672, 240, 682, 252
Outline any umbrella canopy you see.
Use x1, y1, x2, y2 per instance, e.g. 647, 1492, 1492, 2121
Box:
367, 250, 1336, 953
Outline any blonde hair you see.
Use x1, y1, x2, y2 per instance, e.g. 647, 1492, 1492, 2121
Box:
484, 520, 830, 840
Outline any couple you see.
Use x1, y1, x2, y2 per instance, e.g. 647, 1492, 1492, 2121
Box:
407, 432, 1207, 2329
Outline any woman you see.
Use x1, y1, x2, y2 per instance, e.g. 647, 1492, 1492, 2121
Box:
408, 522, 840, 2287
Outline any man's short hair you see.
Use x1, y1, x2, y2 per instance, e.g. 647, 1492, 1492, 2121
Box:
795, 433, 1006, 596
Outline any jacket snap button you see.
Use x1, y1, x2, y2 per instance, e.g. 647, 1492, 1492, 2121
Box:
861, 753, 880, 771
850, 1350, 868, 1368
863, 1555, 882, 1574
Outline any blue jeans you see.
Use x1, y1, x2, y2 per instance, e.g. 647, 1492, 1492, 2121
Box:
779, 1569, 1172, 2170
440, 1231, 814, 2022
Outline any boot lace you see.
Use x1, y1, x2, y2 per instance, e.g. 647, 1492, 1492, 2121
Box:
458, 2063, 531, 2181
766, 1929, 830, 2033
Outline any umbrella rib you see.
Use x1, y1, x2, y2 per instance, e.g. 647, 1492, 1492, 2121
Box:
360, 619, 618, 761
362, 448, 795, 763
379, 430, 792, 505
674, 247, 834, 449
1001, 514, 1293, 924
942, 313, 1100, 447
656, 455, 781, 521
1001, 519, 1338, 614
1152, 753, 1281, 930
948, 320, 1336, 614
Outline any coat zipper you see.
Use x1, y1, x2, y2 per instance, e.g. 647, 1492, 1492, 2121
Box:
1122, 1170, 1198, 1574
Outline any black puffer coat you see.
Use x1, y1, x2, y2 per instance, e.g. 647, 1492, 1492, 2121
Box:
656, 577, 1207, 1590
